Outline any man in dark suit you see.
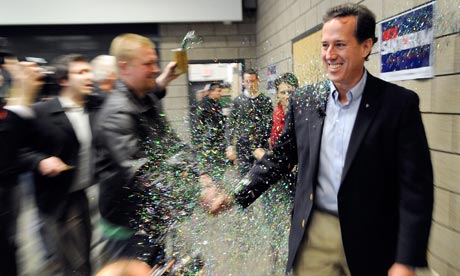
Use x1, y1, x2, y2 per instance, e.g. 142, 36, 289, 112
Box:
0, 108, 31, 276
26, 54, 96, 275
202, 3, 433, 276
0, 59, 68, 276
0, 59, 45, 276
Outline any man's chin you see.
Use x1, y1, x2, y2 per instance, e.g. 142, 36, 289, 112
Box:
327, 74, 342, 84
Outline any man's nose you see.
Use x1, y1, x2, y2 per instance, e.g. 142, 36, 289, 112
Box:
325, 46, 337, 59
152, 64, 160, 73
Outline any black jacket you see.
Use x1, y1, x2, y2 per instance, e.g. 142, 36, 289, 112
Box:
235, 73, 433, 275
196, 96, 226, 169
26, 97, 99, 213
226, 93, 272, 151
0, 108, 36, 188
0, 107, 31, 276
94, 81, 177, 231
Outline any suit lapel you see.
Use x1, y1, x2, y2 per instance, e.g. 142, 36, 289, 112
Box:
309, 114, 325, 178
307, 85, 329, 177
341, 73, 382, 182
47, 98, 78, 142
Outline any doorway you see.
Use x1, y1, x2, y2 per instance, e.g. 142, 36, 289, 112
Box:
187, 60, 244, 148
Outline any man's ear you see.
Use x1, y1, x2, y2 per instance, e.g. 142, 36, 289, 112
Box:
361, 38, 374, 59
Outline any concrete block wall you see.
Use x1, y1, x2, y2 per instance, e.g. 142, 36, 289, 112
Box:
255, 0, 460, 275
156, 14, 257, 142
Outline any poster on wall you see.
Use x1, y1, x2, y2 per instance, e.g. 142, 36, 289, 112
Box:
380, 1, 435, 81
267, 64, 277, 94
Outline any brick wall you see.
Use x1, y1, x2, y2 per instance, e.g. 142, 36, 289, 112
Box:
156, 13, 257, 142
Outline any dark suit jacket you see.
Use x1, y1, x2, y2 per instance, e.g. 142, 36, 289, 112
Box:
0, 107, 40, 276
235, 72, 433, 275
95, 81, 175, 230
0, 109, 37, 187
28, 97, 97, 214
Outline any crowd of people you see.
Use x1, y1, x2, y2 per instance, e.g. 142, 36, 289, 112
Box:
1, 3, 433, 276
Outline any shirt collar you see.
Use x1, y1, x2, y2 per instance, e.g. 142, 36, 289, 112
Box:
58, 96, 84, 112
329, 69, 367, 105
243, 89, 260, 99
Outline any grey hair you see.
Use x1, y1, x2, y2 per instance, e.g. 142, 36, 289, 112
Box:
90, 55, 117, 82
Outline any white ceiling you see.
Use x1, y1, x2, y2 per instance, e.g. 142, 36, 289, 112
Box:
0, 0, 243, 25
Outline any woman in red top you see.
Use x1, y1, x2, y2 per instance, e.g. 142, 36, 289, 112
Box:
269, 72, 299, 149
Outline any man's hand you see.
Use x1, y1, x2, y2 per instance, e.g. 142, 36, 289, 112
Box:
200, 187, 233, 215
226, 146, 237, 162
253, 148, 266, 161
199, 174, 214, 188
38, 156, 73, 177
3, 59, 44, 106
155, 61, 180, 91
388, 263, 415, 276
199, 174, 234, 215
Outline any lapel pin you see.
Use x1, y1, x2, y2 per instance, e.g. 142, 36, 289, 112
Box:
365, 103, 370, 108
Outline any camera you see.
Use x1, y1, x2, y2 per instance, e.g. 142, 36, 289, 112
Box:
21, 57, 59, 98
0, 37, 59, 100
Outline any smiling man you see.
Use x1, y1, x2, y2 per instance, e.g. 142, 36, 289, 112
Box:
202, 4, 433, 276
94, 33, 180, 267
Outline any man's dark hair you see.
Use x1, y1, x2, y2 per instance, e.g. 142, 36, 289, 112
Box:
52, 53, 88, 85
209, 82, 224, 91
274, 72, 299, 89
323, 3, 378, 60
243, 68, 258, 78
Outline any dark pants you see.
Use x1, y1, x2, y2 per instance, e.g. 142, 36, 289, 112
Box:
100, 234, 165, 267
0, 185, 19, 276
40, 190, 92, 276
236, 140, 256, 176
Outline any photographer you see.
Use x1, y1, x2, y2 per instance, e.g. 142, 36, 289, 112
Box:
0, 56, 44, 276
